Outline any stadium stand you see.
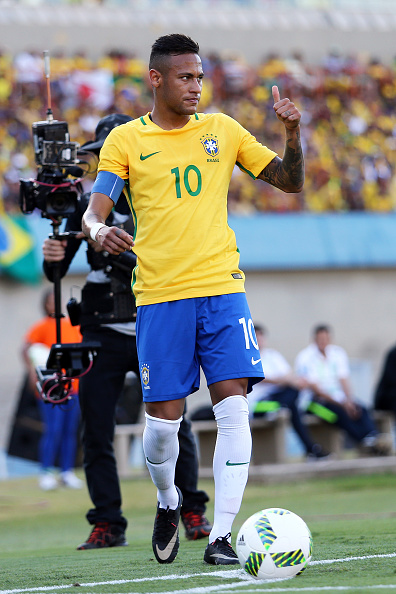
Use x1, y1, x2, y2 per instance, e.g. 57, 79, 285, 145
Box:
1, 42, 396, 215
1, 1, 396, 479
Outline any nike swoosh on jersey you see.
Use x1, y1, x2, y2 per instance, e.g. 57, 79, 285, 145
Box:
155, 529, 178, 561
140, 151, 161, 160
226, 460, 249, 466
251, 357, 261, 365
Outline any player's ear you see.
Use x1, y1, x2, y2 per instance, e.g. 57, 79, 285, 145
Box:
149, 69, 161, 88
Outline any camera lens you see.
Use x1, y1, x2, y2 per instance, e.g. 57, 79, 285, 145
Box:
50, 192, 69, 211
46, 189, 77, 215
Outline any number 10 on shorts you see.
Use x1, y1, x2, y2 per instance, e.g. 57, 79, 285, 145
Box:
239, 317, 259, 350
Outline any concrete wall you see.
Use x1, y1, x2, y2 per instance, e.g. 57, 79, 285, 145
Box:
2, 266, 395, 449
188, 267, 396, 414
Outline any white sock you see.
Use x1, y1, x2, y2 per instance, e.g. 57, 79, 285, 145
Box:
143, 412, 181, 510
209, 395, 251, 543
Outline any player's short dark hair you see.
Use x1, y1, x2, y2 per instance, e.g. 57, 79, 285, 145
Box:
254, 323, 266, 335
149, 34, 200, 71
313, 324, 331, 335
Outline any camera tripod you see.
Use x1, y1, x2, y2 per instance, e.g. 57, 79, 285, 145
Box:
36, 217, 101, 404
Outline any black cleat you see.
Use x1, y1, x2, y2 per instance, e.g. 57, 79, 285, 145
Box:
204, 532, 239, 565
77, 522, 128, 550
152, 487, 182, 564
181, 510, 212, 540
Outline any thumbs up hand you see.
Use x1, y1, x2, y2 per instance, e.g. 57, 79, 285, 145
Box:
272, 85, 301, 129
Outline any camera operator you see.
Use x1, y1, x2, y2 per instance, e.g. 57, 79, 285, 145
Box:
43, 114, 212, 549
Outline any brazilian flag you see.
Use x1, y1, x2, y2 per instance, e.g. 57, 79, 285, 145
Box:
0, 213, 40, 283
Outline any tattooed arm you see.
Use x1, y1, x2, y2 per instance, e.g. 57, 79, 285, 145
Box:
257, 85, 304, 193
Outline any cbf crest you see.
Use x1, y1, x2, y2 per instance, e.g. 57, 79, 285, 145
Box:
141, 363, 150, 389
201, 134, 219, 157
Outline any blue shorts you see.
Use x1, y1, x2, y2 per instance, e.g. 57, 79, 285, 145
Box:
136, 293, 264, 402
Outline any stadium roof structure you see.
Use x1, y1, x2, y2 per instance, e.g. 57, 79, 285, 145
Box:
1, 2, 396, 29
1, 1, 395, 63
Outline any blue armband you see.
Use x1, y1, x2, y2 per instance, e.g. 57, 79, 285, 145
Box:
91, 171, 126, 204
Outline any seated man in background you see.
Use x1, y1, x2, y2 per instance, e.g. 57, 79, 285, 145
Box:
249, 325, 330, 460
295, 324, 392, 456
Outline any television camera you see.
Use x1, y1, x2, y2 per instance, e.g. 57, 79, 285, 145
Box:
19, 51, 100, 405
19, 117, 82, 219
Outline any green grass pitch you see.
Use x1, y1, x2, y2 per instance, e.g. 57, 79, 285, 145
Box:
0, 471, 395, 593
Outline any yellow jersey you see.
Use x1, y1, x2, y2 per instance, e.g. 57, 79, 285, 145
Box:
98, 112, 277, 305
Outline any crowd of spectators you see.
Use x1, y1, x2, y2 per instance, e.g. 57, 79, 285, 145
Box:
1, 46, 396, 214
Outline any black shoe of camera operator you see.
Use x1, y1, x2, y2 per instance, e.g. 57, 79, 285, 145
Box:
77, 523, 128, 550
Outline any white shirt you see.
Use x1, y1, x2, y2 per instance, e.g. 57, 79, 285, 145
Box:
248, 348, 291, 412
294, 343, 350, 404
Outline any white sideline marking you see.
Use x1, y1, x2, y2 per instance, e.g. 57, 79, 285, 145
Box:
9, 583, 396, 594
229, 584, 396, 594
310, 552, 396, 565
1, 553, 395, 594
72, 582, 396, 594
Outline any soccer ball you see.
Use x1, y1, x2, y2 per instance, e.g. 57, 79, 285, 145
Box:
236, 507, 312, 580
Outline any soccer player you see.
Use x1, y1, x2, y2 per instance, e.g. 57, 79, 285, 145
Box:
43, 114, 212, 549
82, 33, 304, 565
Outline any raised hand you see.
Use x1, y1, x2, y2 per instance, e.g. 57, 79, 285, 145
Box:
272, 85, 301, 129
